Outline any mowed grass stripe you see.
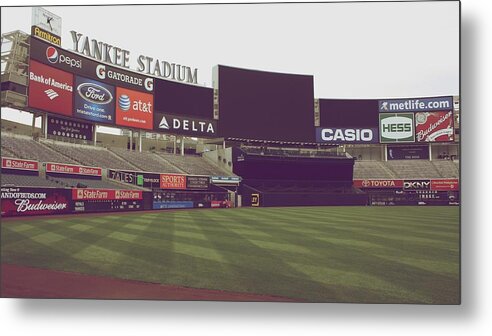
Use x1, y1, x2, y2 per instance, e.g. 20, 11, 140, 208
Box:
1, 206, 460, 303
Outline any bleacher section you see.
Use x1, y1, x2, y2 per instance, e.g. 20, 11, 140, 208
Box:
46, 176, 142, 190
42, 141, 137, 170
2, 174, 60, 188
158, 153, 229, 176
1, 134, 77, 164
432, 160, 459, 178
385, 160, 442, 179
353, 161, 395, 179
109, 147, 183, 173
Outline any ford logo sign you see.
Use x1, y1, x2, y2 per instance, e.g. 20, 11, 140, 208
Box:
77, 83, 113, 104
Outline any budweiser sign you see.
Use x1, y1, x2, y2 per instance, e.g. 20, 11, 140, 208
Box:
1, 187, 71, 217
2, 157, 39, 172
46, 163, 102, 177
353, 179, 404, 189
415, 111, 454, 142
72, 189, 143, 200
160, 174, 187, 189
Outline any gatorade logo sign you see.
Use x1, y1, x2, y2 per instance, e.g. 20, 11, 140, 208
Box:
379, 113, 415, 143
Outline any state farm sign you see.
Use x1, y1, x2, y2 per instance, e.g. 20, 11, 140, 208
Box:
72, 189, 142, 200
2, 158, 39, 172
353, 179, 404, 189
46, 162, 102, 177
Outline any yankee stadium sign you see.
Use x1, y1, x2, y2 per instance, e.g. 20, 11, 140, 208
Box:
70, 31, 198, 84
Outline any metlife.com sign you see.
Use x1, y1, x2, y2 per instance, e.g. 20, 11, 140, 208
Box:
378, 96, 453, 112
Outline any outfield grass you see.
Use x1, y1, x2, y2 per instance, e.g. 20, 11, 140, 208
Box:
1, 206, 460, 303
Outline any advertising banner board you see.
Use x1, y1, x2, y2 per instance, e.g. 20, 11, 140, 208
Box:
431, 179, 459, 191
379, 96, 453, 113
1, 158, 39, 172
73, 76, 115, 124
315, 127, 378, 144
115, 87, 154, 130
386, 145, 429, 160
28, 60, 73, 116
403, 180, 431, 191
415, 111, 454, 142
353, 179, 404, 189
72, 189, 142, 200
152, 201, 194, 209
154, 112, 217, 137
160, 174, 187, 189
186, 176, 210, 190
107, 169, 161, 188
30, 37, 153, 93
1, 187, 72, 217
47, 115, 94, 141
379, 113, 415, 143
46, 162, 102, 177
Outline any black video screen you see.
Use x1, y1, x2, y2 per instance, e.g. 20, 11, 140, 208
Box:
319, 99, 379, 128
154, 78, 213, 119
217, 65, 315, 142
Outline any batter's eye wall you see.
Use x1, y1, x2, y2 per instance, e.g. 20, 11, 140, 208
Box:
319, 99, 379, 128
154, 78, 214, 119
217, 65, 315, 142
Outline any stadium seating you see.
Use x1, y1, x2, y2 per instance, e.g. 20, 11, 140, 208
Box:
1, 174, 60, 188
1, 133, 77, 164
384, 160, 442, 179
41, 140, 137, 170
353, 161, 396, 179
432, 160, 459, 178
109, 147, 184, 173
45, 176, 143, 190
157, 153, 230, 176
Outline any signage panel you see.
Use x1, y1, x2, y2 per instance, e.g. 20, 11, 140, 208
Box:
30, 37, 153, 93
415, 111, 454, 142
46, 162, 102, 177
160, 174, 187, 189
74, 76, 115, 124
387, 145, 429, 160
403, 180, 431, 191
154, 112, 217, 137
1, 187, 72, 217
152, 201, 194, 209
379, 96, 453, 112
107, 169, 160, 188
72, 189, 142, 200
379, 113, 415, 143
28, 60, 73, 116
353, 179, 404, 189
31, 25, 61, 46
2, 158, 39, 172
186, 176, 210, 190
315, 127, 378, 144
115, 87, 153, 130
430, 179, 459, 191
47, 115, 93, 141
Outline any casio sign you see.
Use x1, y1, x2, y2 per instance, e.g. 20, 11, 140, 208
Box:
320, 128, 374, 143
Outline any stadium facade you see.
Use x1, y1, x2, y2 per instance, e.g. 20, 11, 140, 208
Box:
1, 8, 460, 217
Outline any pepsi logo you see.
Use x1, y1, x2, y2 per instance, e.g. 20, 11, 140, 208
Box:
46, 46, 58, 63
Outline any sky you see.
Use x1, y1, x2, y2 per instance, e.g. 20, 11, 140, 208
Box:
1, 1, 459, 131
